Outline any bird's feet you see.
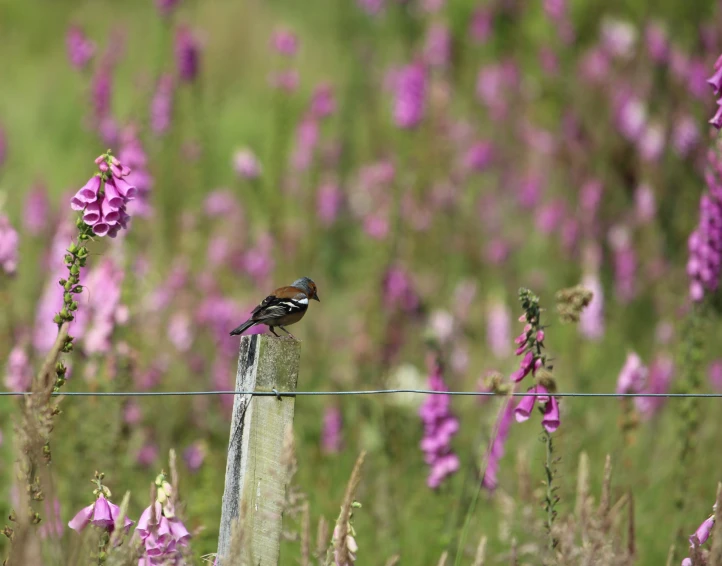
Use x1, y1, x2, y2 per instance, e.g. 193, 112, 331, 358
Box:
279, 326, 298, 340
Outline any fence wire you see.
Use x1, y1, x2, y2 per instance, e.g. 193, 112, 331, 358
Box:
0, 389, 720, 398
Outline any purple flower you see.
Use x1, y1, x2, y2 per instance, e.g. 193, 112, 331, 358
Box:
579, 273, 605, 340
708, 56, 722, 98
204, 189, 241, 220
690, 516, 715, 546
316, 182, 343, 226
634, 184, 656, 225
91, 69, 113, 122
486, 300, 511, 359
672, 115, 699, 157
514, 385, 550, 422
419, 356, 460, 489
175, 26, 200, 82
270, 28, 298, 57
66, 25, 95, 70
78, 258, 125, 354
637, 123, 665, 162
383, 266, 419, 313
183, 441, 207, 472
635, 355, 673, 419
290, 116, 319, 171
709, 360, 722, 391
423, 23, 450, 68
688, 149, 722, 301
469, 8, 492, 43
542, 397, 560, 432
34, 221, 75, 352
68, 494, 133, 533
321, 406, 343, 454
38, 499, 63, 540
393, 61, 427, 129
601, 18, 637, 59
155, 0, 180, 16
0, 214, 19, 274
463, 141, 494, 173
616, 352, 647, 394
511, 351, 535, 383
71, 153, 136, 238
233, 148, 262, 179
309, 83, 336, 119
119, 127, 154, 217
151, 74, 175, 135
608, 225, 637, 303
136, 502, 190, 560
644, 22, 668, 63
4, 346, 32, 391
23, 183, 49, 235
614, 92, 647, 142
136, 442, 159, 468
268, 69, 299, 92
482, 397, 514, 491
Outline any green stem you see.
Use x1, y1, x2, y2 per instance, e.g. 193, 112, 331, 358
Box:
543, 428, 558, 551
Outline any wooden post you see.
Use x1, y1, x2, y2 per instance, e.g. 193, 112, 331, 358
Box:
217, 334, 301, 565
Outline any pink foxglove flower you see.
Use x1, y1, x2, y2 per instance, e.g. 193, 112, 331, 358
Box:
4, 346, 32, 391
136, 501, 190, 563
579, 273, 605, 340
321, 406, 343, 454
419, 355, 460, 489
393, 61, 426, 129
91, 69, 113, 122
688, 146, 722, 301
423, 23, 451, 68
119, 126, 154, 217
514, 385, 550, 422
68, 494, 133, 533
486, 299, 511, 359
616, 352, 647, 394
482, 397, 514, 491
383, 266, 419, 313
644, 22, 668, 63
151, 74, 175, 135
71, 152, 136, 238
271, 28, 299, 57
23, 183, 49, 235
316, 182, 342, 226
634, 355, 673, 419
708, 53, 722, 128
66, 25, 95, 70
0, 214, 19, 274
175, 26, 200, 82
469, 8, 492, 43
155, 0, 180, 17
309, 83, 335, 119
183, 441, 207, 472
233, 148, 262, 179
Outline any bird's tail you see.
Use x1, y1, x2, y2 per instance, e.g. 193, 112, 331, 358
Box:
229, 319, 256, 336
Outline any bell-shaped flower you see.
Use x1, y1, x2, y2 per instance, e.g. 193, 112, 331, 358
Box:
68, 494, 133, 533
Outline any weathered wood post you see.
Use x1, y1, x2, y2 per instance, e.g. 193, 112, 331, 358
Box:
217, 334, 301, 565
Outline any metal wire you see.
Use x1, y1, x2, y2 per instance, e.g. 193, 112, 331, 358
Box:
0, 389, 720, 398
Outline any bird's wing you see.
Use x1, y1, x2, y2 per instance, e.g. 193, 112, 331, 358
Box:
251, 287, 309, 322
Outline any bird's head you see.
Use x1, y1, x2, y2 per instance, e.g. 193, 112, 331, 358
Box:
293, 277, 320, 302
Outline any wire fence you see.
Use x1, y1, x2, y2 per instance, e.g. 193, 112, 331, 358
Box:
0, 389, 720, 398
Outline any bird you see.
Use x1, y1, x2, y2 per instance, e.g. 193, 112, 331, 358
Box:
229, 277, 320, 339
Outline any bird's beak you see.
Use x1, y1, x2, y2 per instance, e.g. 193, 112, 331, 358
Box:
313, 294, 320, 302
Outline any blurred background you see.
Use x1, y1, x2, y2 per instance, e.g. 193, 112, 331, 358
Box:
1, 0, 722, 564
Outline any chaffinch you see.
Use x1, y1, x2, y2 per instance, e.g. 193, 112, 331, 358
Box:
229, 277, 320, 339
